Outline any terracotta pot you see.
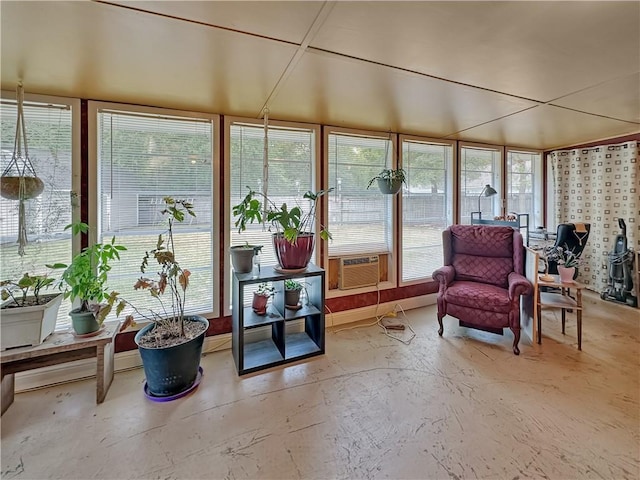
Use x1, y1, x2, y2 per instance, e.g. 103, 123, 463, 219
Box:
558, 266, 576, 283
272, 233, 314, 270
252, 293, 269, 315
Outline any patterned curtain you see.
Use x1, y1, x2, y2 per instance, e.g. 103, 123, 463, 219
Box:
548, 141, 639, 291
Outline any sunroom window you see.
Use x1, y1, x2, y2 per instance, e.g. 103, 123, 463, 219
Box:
400, 137, 454, 282
0, 93, 78, 330
91, 104, 217, 320
326, 130, 395, 257
459, 143, 502, 223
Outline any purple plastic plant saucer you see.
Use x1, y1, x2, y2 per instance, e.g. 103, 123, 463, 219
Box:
144, 366, 203, 402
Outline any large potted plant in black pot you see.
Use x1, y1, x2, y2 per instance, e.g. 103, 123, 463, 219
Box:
107, 197, 209, 399
232, 187, 333, 271
50, 222, 126, 336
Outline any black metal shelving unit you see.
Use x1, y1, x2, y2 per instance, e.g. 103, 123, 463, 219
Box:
232, 263, 325, 375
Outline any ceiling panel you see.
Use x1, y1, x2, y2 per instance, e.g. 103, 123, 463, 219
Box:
311, 1, 640, 102
269, 48, 539, 137
445, 104, 640, 150
550, 72, 640, 124
1, 1, 638, 150
109, 1, 324, 44
0, 1, 298, 116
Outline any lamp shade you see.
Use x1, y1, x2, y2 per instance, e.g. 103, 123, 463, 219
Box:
482, 184, 498, 197
477, 184, 498, 214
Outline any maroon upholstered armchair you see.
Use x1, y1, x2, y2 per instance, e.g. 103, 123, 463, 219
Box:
432, 225, 532, 355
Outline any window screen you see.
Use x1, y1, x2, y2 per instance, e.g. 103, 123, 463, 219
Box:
1, 96, 75, 330
96, 108, 214, 319
401, 139, 454, 282
229, 122, 316, 305
327, 132, 394, 256
459, 144, 502, 223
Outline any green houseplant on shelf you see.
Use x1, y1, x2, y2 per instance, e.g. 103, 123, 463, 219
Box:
284, 278, 307, 309
105, 197, 209, 399
49, 222, 126, 335
232, 187, 333, 270
367, 168, 406, 195
252, 282, 274, 315
0, 270, 63, 349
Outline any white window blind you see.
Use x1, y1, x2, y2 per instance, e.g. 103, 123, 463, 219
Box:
96, 108, 214, 319
507, 149, 542, 228
327, 132, 393, 256
401, 139, 454, 282
0, 97, 75, 329
459, 144, 502, 223
229, 122, 315, 292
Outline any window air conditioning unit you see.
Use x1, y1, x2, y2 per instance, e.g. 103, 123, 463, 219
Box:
339, 255, 379, 290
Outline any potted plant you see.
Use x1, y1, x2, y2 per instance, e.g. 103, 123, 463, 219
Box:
284, 278, 305, 309
106, 197, 209, 399
49, 222, 126, 336
230, 243, 262, 274
232, 187, 333, 270
252, 282, 274, 315
367, 168, 407, 195
553, 245, 583, 283
0, 271, 63, 349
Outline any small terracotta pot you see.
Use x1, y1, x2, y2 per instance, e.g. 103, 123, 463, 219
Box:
252, 293, 269, 315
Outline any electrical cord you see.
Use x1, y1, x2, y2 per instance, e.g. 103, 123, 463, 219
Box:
331, 280, 416, 345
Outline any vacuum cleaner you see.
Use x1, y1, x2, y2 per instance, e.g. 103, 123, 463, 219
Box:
600, 218, 637, 307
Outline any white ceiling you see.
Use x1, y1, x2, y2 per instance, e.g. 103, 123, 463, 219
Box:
1, 1, 639, 150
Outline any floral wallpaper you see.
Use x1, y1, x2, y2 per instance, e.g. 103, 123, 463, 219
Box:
548, 141, 639, 291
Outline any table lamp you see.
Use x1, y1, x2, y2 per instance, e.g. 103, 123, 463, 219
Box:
477, 184, 497, 214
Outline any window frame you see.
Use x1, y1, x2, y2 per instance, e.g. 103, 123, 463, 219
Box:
223, 116, 321, 317
88, 101, 221, 321
505, 147, 543, 230
398, 134, 455, 285
458, 141, 504, 224
323, 126, 398, 297
0, 90, 81, 331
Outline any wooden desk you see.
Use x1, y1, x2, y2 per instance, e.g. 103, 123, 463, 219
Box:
1, 321, 119, 415
537, 275, 585, 350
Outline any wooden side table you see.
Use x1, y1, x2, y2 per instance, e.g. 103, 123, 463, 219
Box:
537, 275, 585, 350
1, 320, 119, 415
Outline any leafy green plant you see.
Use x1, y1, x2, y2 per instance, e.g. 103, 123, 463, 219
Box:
255, 282, 275, 297
233, 188, 333, 244
284, 279, 303, 291
49, 222, 126, 323
1, 272, 56, 307
366, 168, 407, 190
545, 243, 584, 269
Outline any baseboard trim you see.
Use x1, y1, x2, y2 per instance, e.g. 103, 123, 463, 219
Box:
14, 297, 436, 393
325, 294, 436, 328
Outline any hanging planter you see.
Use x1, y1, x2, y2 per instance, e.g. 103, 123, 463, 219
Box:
366, 168, 406, 195
1, 82, 46, 256
0, 176, 44, 200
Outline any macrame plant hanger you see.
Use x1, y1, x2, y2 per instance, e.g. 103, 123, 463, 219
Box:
262, 107, 270, 222
0, 82, 45, 256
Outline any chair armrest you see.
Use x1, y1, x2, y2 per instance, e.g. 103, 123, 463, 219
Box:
508, 272, 532, 299
433, 265, 455, 286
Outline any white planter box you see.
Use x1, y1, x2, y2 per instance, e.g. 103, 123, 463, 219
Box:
1, 294, 63, 350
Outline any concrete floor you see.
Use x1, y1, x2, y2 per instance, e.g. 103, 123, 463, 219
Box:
1, 292, 639, 480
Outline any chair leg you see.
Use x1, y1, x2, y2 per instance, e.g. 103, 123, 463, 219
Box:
437, 313, 444, 336
511, 327, 520, 355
